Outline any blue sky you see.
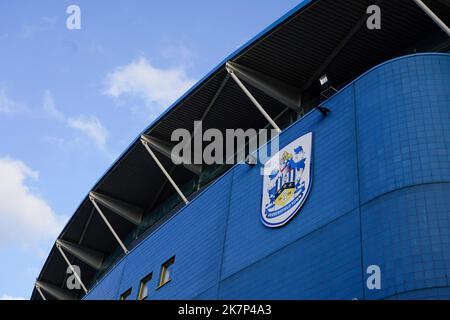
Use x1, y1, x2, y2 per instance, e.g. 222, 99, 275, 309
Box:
0, 0, 301, 299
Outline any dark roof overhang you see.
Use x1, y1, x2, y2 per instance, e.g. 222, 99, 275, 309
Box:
31, 0, 450, 300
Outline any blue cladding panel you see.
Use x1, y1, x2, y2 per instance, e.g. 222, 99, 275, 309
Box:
361, 183, 450, 300
85, 53, 450, 300
85, 259, 126, 300
221, 85, 359, 279
218, 210, 363, 299
118, 172, 233, 300
355, 54, 450, 299
386, 287, 450, 300
356, 54, 450, 203
193, 285, 219, 300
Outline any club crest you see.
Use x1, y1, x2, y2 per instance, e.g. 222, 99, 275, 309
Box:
261, 132, 312, 227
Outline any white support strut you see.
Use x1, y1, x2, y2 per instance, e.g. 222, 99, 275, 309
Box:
226, 67, 282, 133
412, 0, 450, 37
89, 196, 129, 254
141, 138, 190, 204
35, 284, 47, 300
55, 243, 88, 294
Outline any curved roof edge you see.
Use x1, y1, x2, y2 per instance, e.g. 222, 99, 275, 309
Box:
33, 0, 450, 298
32, 0, 315, 298
60, 0, 314, 236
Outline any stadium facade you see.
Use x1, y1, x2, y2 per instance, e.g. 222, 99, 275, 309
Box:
32, 0, 450, 300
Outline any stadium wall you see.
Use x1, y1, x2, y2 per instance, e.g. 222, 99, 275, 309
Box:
84, 53, 450, 300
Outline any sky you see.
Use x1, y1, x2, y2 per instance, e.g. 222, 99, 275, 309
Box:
0, 0, 302, 299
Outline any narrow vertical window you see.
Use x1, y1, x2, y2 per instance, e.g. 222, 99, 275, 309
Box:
158, 256, 175, 288
138, 273, 152, 300
120, 288, 132, 300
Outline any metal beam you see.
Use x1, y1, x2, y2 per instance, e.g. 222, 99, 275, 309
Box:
186, 74, 231, 170
224, 107, 286, 165
89, 196, 129, 254
35, 281, 79, 300
143, 74, 229, 184
301, 0, 384, 92
192, 73, 230, 143
146, 165, 176, 212
56, 242, 88, 294
79, 207, 94, 244
201, 74, 229, 122
226, 67, 281, 133
141, 136, 190, 204
89, 191, 144, 225
56, 239, 104, 270
141, 134, 202, 175
437, 0, 450, 10
60, 207, 94, 292
413, 0, 450, 37
226, 61, 301, 110
35, 284, 47, 300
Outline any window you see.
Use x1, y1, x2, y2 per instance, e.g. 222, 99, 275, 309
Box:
120, 288, 132, 300
137, 273, 152, 300
158, 256, 175, 288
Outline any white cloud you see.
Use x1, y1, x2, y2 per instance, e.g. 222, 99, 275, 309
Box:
42, 91, 109, 150
103, 57, 196, 110
0, 158, 64, 249
0, 88, 26, 114
0, 87, 110, 152
42, 90, 64, 121
67, 115, 108, 150
20, 17, 55, 39
0, 294, 26, 300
